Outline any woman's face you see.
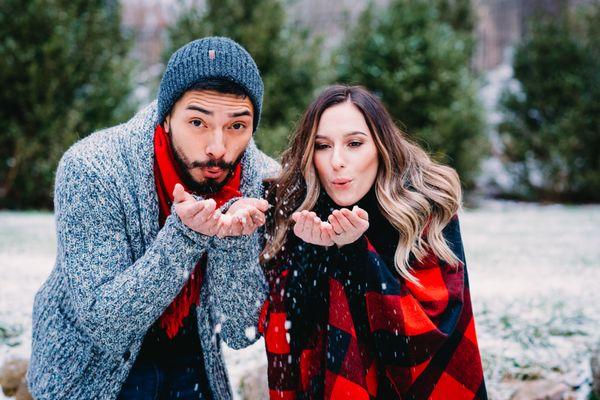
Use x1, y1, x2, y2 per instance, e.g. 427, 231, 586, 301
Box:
313, 100, 379, 207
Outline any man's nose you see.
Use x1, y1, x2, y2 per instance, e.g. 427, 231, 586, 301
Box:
206, 130, 226, 160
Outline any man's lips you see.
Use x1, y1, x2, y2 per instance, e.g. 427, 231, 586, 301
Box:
202, 167, 225, 179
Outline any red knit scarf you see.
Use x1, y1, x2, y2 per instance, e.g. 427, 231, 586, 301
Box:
153, 124, 242, 339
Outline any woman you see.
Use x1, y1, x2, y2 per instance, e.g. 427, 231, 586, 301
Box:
259, 85, 487, 399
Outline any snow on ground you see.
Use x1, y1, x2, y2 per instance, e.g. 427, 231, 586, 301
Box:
1, 202, 599, 399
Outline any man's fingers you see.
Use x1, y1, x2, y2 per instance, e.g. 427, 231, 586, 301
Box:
232, 209, 250, 227
242, 219, 258, 235
216, 214, 232, 238
197, 199, 217, 220
191, 200, 219, 235
229, 198, 271, 214
177, 201, 204, 220
247, 207, 265, 226
230, 215, 244, 236
244, 198, 270, 212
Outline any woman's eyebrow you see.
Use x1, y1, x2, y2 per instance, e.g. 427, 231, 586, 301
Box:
315, 131, 368, 139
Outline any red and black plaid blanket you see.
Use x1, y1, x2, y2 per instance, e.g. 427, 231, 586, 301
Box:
259, 215, 487, 399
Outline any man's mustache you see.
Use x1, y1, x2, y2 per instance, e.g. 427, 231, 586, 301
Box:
187, 159, 235, 170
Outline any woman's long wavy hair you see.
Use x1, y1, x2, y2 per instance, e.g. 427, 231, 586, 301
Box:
261, 85, 463, 281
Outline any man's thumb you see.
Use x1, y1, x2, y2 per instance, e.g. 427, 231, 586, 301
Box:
173, 183, 187, 203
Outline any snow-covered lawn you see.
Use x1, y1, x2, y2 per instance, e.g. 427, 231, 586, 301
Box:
1, 202, 599, 399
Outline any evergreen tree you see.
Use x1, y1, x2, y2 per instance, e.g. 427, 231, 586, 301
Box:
499, 4, 600, 201
433, 0, 477, 57
164, 0, 328, 157
433, 0, 476, 37
336, 0, 486, 190
0, 0, 135, 209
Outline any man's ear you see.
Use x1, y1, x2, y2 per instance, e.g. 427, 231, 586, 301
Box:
163, 114, 171, 134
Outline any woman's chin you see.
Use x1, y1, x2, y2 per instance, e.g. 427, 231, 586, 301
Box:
329, 192, 360, 208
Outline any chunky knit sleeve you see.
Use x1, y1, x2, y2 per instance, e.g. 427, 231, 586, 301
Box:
54, 149, 210, 355
205, 228, 268, 349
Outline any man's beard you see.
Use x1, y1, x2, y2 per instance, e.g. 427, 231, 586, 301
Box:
169, 129, 241, 195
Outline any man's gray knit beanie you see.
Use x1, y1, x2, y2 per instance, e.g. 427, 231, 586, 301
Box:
157, 36, 264, 132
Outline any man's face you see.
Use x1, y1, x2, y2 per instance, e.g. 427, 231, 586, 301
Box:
164, 90, 254, 194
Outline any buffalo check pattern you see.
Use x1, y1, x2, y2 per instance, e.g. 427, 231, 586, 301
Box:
259, 216, 487, 400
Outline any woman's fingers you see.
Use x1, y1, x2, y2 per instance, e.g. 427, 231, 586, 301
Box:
301, 211, 315, 239
291, 210, 339, 246
341, 208, 360, 229
320, 221, 335, 244
291, 212, 301, 222
328, 212, 342, 234
332, 209, 353, 232
294, 211, 307, 235
352, 206, 369, 221
293, 211, 310, 239
342, 208, 369, 232
310, 216, 321, 241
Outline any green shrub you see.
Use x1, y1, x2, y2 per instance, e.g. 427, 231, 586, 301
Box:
499, 4, 600, 202
0, 0, 135, 209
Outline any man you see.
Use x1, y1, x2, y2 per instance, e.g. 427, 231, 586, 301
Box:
26, 37, 279, 399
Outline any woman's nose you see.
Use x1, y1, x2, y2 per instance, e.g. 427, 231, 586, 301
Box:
330, 147, 345, 170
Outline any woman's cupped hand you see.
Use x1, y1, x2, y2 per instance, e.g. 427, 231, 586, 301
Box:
291, 207, 369, 247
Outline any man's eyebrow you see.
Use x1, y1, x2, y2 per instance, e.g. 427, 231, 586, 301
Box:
185, 105, 212, 115
315, 131, 368, 139
229, 110, 252, 118
184, 106, 251, 118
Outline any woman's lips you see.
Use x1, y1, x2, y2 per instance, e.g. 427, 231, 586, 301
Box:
331, 178, 352, 188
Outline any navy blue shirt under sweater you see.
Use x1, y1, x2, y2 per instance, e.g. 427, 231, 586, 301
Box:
134, 306, 212, 397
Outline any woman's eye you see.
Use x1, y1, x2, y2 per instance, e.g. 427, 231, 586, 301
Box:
349, 141, 363, 147
315, 143, 330, 150
191, 120, 204, 128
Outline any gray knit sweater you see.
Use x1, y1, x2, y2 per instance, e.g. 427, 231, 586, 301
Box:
26, 102, 279, 399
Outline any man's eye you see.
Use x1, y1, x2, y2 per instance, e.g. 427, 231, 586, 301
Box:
231, 123, 246, 130
191, 120, 203, 127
